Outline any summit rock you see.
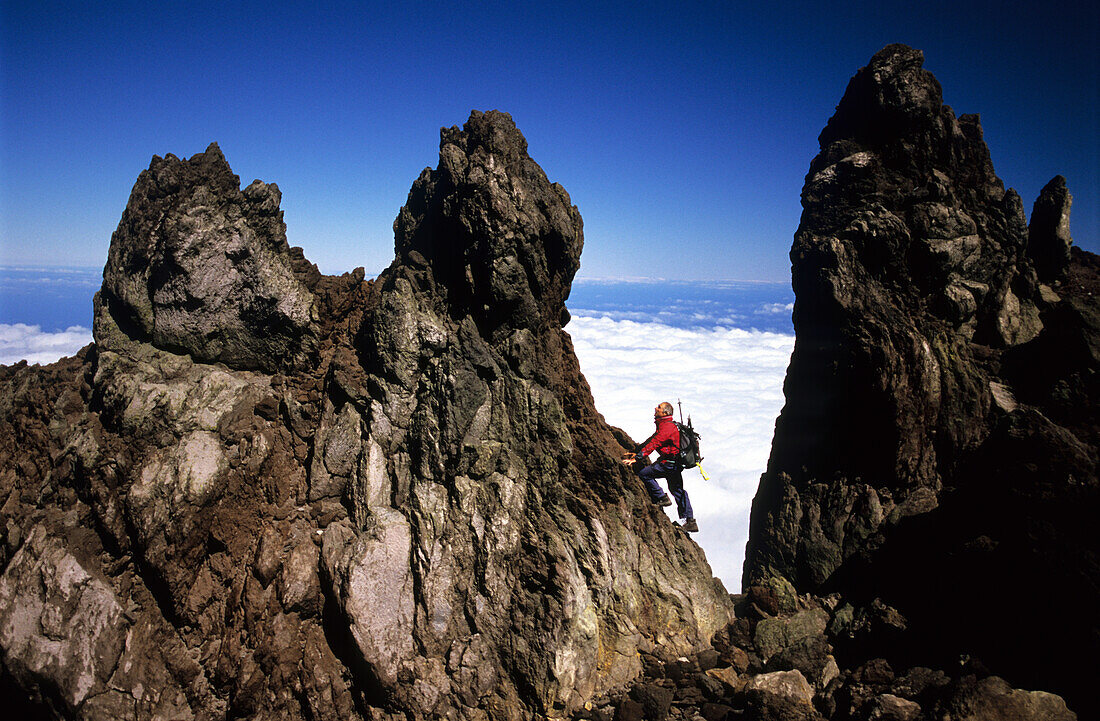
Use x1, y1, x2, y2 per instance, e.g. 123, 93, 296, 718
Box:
745, 44, 1098, 715
95, 142, 322, 373
1027, 174, 1074, 282
0, 111, 731, 720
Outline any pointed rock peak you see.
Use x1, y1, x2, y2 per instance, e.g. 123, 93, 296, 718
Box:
163, 141, 229, 170
138, 141, 239, 199
392, 110, 583, 341
1041, 174, 1068, 193
819, 42, 944, 149
868, 42, 925, 70
442, 109, 529, 164
95, 145, 319, 372
188, 142, 235, 182
1028, 175, 1074, 282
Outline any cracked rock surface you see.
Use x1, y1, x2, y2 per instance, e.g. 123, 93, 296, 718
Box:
0, 111, 731, 720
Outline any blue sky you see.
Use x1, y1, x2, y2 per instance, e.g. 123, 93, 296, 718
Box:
1, 1, 1096, 280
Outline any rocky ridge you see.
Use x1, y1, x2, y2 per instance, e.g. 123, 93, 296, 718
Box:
1, 47, 1093, 721
0, 112, 732, 720
744, 44, 1097, 717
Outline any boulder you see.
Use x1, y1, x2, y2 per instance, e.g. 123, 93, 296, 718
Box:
865, 693, 921, 721
629, 682, 674, 720
754, 607, 829, 662
742, 669, 815, 706
742, 669, 824, 719
941, 676, 1076, 721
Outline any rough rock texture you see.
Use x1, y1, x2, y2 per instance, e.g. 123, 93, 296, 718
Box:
95, 143, 321, 373
745, 44, 1097, 717
0, 111, 732, 720
0, 526, 128, 710
1027, 174, 1073, 282
570, 592, 1073, 721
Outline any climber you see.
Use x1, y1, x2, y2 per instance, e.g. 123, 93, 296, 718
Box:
621, 401, 698, 533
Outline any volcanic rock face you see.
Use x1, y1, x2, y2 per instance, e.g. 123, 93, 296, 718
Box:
745, 44, 1098, 714
95, 143, 321, 373
1027, 174, 1073, 282
0, 111, 732, 720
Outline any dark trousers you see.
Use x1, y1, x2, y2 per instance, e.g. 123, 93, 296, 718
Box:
639, 460, 693, 519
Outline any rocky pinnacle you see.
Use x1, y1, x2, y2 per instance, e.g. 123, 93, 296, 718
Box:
744, 44, 1098, 715
0, 111, 732, 720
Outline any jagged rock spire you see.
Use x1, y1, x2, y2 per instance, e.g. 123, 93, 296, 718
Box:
745, 44, 1098, 715
393, 110, 583, 341
1028, 174, 1074, 281
94, 142, 321, 372
343, 110, 732, 715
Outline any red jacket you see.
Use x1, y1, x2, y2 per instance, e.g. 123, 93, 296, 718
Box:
639, 416, 680, 461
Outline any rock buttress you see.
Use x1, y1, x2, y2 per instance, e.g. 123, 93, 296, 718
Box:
0, 113, 733, 721
744, 44, 1098, 715
328, 109, 733, 717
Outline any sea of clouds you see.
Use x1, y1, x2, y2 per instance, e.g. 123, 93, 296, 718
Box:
565, 314, 793, 590
0, 323, 93, 366
0, 270, 794, 590
0, 266, 98, 365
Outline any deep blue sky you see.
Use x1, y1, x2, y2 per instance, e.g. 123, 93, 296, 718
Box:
1, 1, 1096, 281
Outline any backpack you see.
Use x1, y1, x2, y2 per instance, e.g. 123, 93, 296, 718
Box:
675, 421, 702, 469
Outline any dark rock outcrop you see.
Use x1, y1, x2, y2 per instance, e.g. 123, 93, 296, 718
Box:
0, 111, 732, 720
571, 593, 1074, 721
1027, 174, 1073, 282
95, 143, 322, 373
745, 44, 1097, 716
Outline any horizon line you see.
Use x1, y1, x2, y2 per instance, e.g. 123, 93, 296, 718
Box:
0, 264, 791, 285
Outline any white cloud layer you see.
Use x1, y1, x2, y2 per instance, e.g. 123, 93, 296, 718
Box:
567, 315, 794, 592
0, 324, 92, 366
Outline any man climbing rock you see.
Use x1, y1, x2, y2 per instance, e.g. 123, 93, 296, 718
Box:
622, 402, 698, 532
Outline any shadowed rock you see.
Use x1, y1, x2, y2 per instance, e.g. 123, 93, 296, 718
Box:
1028, 174, 1073, 282
745, 44, 1097, 716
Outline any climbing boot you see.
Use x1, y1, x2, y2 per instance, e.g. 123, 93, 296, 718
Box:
681, 518, 699, 532
655, 494, 673, 507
